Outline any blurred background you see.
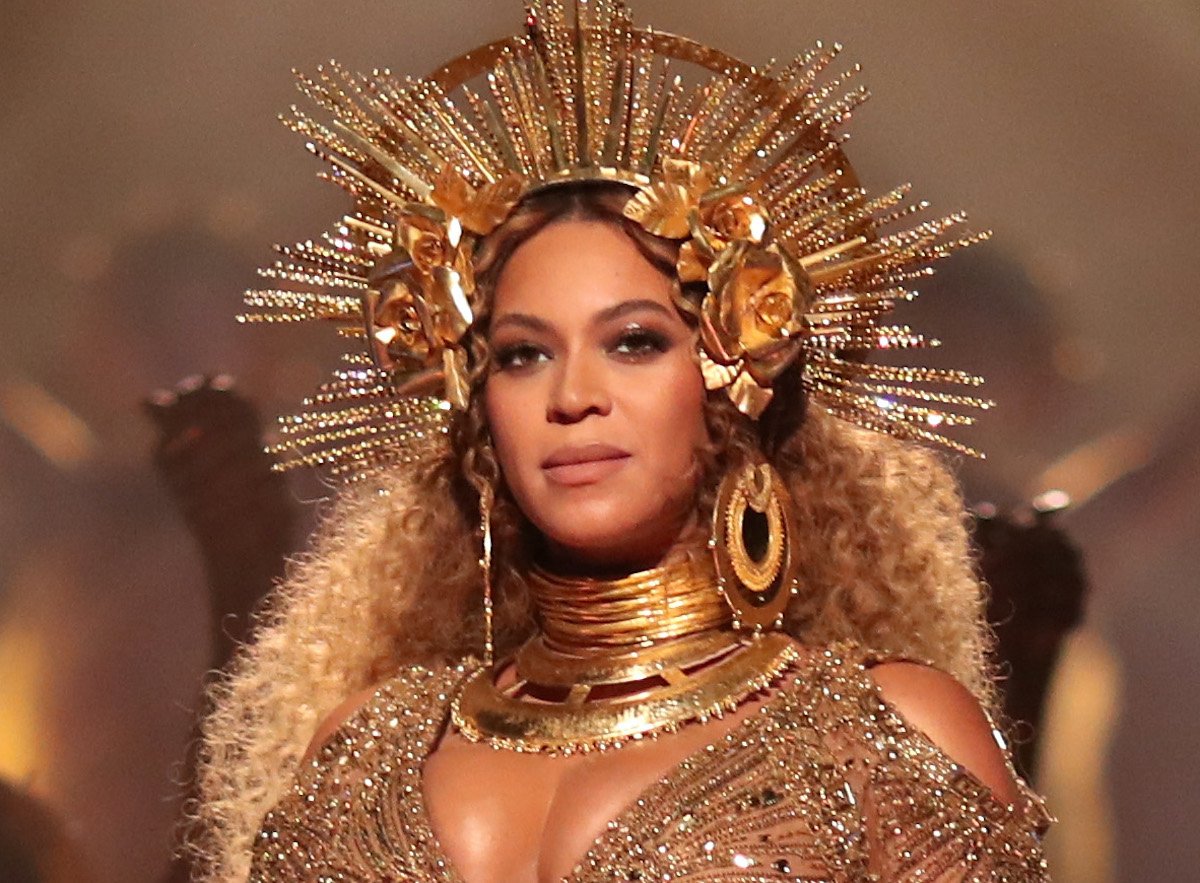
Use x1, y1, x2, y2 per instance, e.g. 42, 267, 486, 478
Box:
1, 1, 1196, 880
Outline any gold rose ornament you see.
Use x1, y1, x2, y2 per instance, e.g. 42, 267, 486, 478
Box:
624, 159, 811, 418
365, 167, 523, 409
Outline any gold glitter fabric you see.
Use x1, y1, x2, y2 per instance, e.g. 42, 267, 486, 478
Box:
249, 643, 1052, 881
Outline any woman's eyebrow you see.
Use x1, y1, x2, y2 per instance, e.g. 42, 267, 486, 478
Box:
592, 299, 675, 325
490, 299, 674, 336
490, 312, 553, 335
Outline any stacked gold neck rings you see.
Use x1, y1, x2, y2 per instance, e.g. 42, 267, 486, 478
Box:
452, 556, 800, 753
531, 556, 732, 651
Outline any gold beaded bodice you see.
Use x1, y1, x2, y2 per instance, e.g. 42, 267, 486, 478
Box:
249, 642, 1051, 881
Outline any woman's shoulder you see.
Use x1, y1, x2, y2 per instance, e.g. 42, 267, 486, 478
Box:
777, 640, 1053, 876
252, 658, 479, 879
785, 639, 1028, 807
302, 657, 477, 762
865, 658, 1021, 802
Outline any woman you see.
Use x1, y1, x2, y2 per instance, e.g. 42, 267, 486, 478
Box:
193, 3, 1052, 880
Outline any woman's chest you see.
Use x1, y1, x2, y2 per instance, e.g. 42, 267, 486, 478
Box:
421, 709, 757, 883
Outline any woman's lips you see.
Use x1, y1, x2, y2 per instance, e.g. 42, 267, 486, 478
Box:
542, 444, 631, 487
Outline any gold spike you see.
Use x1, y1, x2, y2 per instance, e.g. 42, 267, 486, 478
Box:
627, 51, 664, 168
503, 53, 550, 178
341, 213, 393, 240
242, 290, 362, 320
424, 81, 500, 184
600, 24, 630, 166
524, 34, 569, 169
462, 84, 524, 175
641, 69, 680, 175
809, 286, 911, 314
591, 4, 615, 163
571, 0, 591, 164
332, 119, 436, 201
678, 78, 727, 157
614, 39, 639, 165
810, 356, 985, 388
394, 80, 469, 179
534, 0, 580, 162
303, 132, 409, 208
806, 64, 863, 112
812, 84, 869, 127
826, 379, 993, 410
453, 84, 509, 174
721, 101, 784, 176
697, 78, 756, 162
487, 64, 535, 175
778, 40, 839, 95
662, 75, 701, 163
257, 261, 368, 289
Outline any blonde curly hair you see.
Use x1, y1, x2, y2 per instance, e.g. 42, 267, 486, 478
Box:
188, 184, 994, 882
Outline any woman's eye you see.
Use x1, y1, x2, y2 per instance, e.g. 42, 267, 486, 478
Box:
612, 327, 669, 359
493, 342, 548, 371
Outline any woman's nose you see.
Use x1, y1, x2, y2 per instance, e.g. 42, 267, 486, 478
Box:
546, 353, 612, 424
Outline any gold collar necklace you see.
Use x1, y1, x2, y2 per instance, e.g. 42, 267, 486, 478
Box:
451, 556, 800, 754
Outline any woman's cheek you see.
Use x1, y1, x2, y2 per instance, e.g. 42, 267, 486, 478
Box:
653, 359, 707, 457
488, 381, 545, 508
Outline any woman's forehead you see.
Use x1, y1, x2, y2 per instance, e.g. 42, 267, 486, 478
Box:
491, 219, 676, 325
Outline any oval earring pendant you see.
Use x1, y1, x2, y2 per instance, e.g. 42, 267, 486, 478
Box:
711, 459, 799, 631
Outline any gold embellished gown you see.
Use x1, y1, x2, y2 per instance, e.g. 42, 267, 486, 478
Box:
249, 642, 1051, 881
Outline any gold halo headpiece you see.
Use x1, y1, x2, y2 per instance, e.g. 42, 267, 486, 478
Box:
242, 0, 993, 481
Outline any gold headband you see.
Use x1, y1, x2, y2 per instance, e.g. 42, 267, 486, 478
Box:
242, 0, 992, 481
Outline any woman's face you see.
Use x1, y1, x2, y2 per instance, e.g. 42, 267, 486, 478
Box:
485, 219, 708, 572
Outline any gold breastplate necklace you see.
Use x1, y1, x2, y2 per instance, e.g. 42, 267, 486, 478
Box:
451, 555, 800, 754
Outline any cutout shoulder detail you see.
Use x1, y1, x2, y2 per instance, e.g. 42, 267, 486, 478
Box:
866, 660, 1020, 804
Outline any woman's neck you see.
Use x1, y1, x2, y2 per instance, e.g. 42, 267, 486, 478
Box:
527, 553, 732, 655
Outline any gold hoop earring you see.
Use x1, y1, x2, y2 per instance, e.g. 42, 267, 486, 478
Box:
710, 458, 799, 632
479, 485, 495, 666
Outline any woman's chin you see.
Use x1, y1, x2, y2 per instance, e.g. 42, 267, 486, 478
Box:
538, 519, 679, 573
520, 481, 693, 571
